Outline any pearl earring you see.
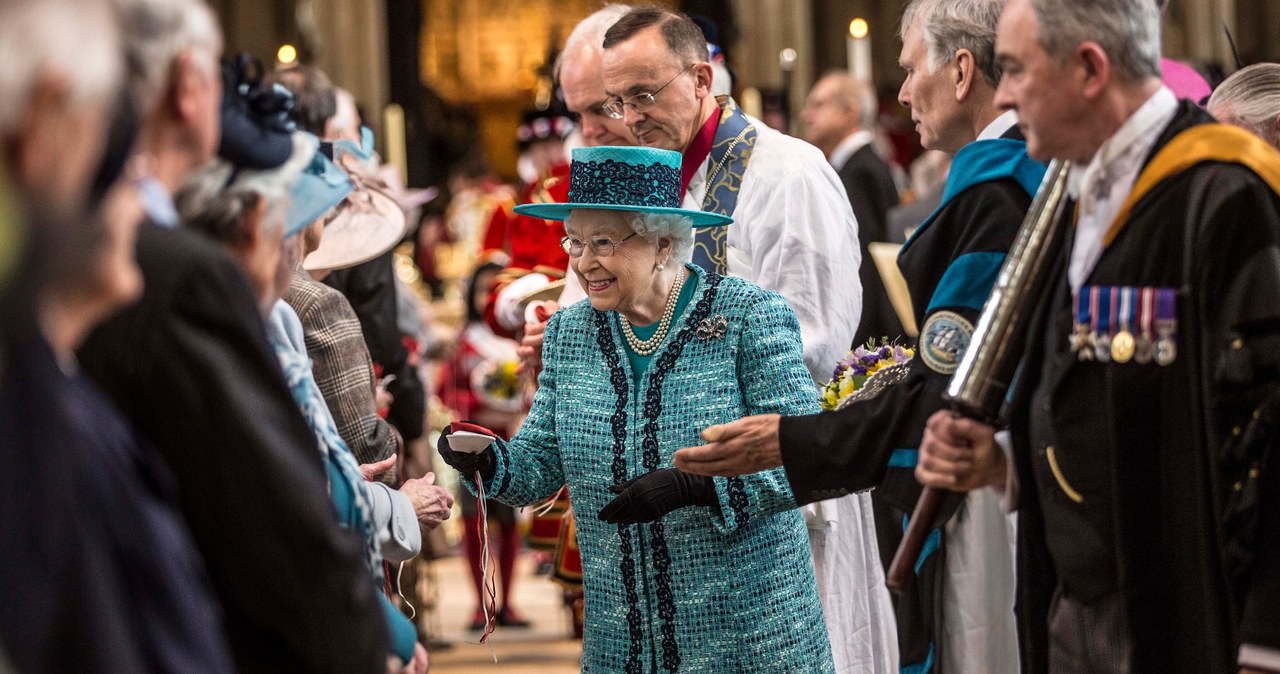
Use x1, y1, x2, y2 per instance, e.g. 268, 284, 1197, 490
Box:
656, 262, 665, 272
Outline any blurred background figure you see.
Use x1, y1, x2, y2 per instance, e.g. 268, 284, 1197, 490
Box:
270, 64, 429, 451
0, 0, 234, 670
802, 70, 903, 347
1209, 63, 1280, 149
78, 1, 391, 669
435, 261, 529, 632
888, 149, 952, 243
480, 105, 575, 318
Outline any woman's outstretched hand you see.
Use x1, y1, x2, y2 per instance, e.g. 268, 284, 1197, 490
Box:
437, 421, 498, 481
598, 468, 718, 524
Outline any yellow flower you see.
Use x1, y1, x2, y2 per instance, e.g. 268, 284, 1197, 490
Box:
839, 376, 855, 398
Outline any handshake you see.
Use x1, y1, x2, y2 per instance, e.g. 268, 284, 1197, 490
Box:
437, 421, 718, 524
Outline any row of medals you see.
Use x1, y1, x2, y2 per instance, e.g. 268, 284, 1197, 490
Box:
1071, 322, 1177, 365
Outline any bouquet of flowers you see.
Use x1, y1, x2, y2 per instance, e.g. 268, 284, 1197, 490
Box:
820, 341, 915, 410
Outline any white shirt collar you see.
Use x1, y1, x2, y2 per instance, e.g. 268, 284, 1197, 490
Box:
1068, 87, 1178, 201
827, 129, 876, 171
977, 110, 1019, 141
1066, 86, 1179, 292
138, 176, 179, 228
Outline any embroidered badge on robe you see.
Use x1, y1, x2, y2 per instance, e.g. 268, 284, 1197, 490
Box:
919, 311, 973, 375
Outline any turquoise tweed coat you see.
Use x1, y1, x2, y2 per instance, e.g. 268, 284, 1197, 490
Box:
480, 265, 834, 673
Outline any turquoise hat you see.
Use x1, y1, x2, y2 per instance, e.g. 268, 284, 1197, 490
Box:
287, 142, 352, 237
513, 146, 731, 228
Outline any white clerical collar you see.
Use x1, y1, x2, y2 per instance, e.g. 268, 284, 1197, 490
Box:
977, 110, 1019, 141
827, 129, 876, 172
1067, 86, 1178, 201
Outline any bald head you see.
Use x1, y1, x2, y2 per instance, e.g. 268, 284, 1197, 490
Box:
801, 72, 877, 158
556, 5, 633, 147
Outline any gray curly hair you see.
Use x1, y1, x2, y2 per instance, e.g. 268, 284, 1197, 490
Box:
629, 212, 695, 264
176, 132, 317, 245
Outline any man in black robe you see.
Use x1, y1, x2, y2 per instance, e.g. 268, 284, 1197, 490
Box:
801, 71, 904, 347
915, 0, 1280, 671
674, 1, 1041, 669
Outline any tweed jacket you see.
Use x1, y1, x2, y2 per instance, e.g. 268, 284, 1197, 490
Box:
481, 265, 834, 673
284, 270, 398, 475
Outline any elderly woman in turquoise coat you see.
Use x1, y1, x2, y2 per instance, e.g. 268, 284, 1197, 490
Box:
439, 146, 834, 673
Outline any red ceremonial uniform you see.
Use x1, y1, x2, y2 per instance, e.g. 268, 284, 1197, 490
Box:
481, 162, 573, 336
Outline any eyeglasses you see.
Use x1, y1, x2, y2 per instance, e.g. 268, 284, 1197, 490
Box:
602, 64, 697, 120
560, 232, 638, 257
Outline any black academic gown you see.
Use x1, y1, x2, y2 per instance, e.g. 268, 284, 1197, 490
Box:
1010, 103, 1280, 673
779, 130, 1039, 672
78, 222, 388, 674
840, 143, 905, 348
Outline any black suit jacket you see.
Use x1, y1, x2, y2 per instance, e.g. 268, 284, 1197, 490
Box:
79, 222, 387, 673
838, 142, 904, 347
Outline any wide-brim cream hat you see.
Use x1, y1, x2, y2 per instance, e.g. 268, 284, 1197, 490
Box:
302, 186, 407, 271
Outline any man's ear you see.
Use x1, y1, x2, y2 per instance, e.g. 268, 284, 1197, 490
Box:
13, 74, 73, 193
1076, 42, 1111, 100
692, 62, 714, 99
171, 50, 208, 126
954, 49, 976, 102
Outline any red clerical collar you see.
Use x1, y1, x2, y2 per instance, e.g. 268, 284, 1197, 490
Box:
681, 112, 721, 195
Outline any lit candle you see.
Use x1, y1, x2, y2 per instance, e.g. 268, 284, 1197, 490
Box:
383, 103, 407, 183
848, 18, 871, 83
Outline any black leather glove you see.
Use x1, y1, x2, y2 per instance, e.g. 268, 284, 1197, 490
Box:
598, 468, 718, 524
437, 421, 497, 481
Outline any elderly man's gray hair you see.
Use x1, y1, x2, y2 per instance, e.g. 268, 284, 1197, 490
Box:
554, 4, 632, 82
115, 0, 222, 114
1027, 0, 1161, 83
1209, 64, 1280, 149
0, 0, 122, 134
177, 132, 316, 244
900, 0, 1006, 87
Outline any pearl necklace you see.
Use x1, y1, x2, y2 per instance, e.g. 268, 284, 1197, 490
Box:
621, 267, 685, 356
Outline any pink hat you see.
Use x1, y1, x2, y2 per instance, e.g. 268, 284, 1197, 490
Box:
1161, 58, 1211, 104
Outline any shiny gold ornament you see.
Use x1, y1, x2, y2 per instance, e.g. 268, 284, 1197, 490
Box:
1111, 329, 1135, 363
